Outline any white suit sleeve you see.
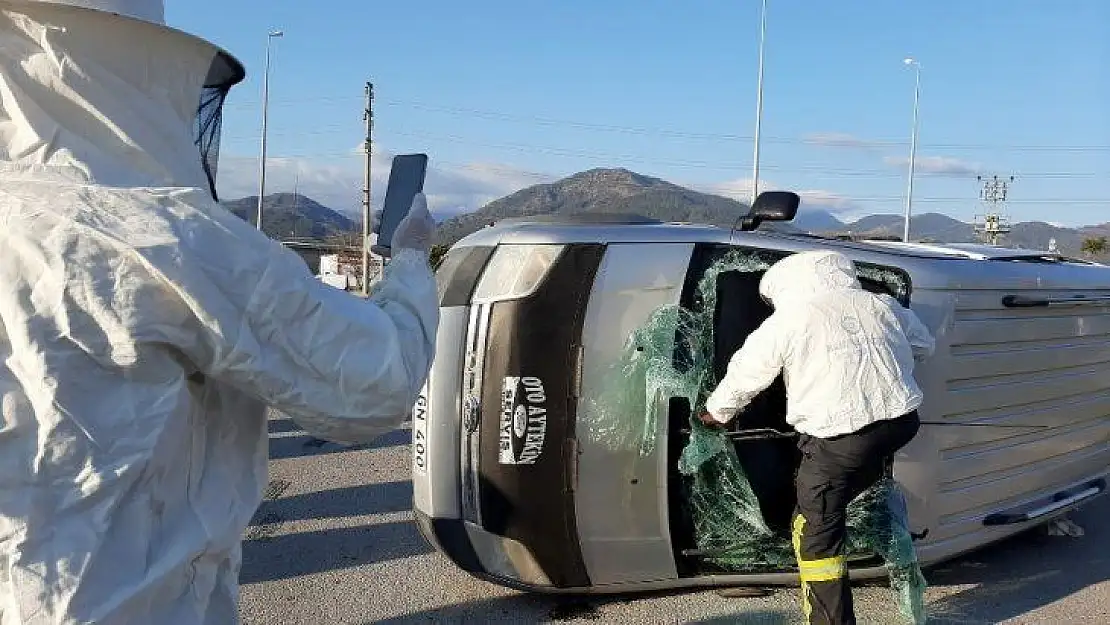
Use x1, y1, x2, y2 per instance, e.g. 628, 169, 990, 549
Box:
173, 207, 440, 445
881, 295, 935, 360
703, 315, 789, 424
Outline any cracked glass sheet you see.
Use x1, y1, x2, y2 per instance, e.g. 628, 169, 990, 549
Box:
857, 264, 910, 303
583, 248, 926, 624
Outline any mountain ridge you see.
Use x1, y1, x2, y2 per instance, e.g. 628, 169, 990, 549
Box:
220, 169, 1108, 258
222, 193, 357, 240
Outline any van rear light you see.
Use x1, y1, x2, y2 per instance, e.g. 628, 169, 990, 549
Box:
472, 245, 565, 303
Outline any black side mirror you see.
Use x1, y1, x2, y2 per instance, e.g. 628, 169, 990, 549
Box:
739, 191, 801, 231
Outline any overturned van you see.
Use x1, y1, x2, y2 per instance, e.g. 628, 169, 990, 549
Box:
411, 193, 1110, 600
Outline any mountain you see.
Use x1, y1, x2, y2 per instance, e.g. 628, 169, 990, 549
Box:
222, 193, 358, 239
792, 210, 846, 232
432, 168, 1106, 259
218, 170, 1106, 261
827, 213, 1100, 255
434, 168, 838, 245
832, 213, 977, 243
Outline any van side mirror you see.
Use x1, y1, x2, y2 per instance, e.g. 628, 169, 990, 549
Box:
739, 191, 801, 231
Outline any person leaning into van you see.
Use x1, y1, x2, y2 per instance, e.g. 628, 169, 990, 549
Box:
698, 250, 935, 625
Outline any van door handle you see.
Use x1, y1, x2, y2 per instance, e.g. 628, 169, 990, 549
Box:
1002, 294, 1110, 308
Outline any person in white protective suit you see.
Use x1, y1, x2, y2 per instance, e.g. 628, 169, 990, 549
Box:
0, 1, 439, 623
699, 250, 935, 625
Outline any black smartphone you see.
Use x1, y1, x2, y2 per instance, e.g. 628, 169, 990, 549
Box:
372, 153, 429, 258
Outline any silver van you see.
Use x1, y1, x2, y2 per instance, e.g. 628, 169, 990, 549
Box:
411, 192, 1110, 594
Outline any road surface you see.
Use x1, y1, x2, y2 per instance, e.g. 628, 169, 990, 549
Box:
239, 415, 1109, 624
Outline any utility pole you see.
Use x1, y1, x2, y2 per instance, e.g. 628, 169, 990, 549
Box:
974, 174, 1015, 246
751, 0, 767, 206
256, 30, 284, 233
362, 82, 374, 296
902, 57, 921, 243
292, 168, 299, 213
291, 168, 299, 238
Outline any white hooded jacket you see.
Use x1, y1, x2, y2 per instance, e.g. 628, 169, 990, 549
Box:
0, 2, 438, 623
704, 250, 935, 438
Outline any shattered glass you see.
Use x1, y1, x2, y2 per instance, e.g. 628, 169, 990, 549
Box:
856, 264, 911, 304
583, 250, 774, 456
582, 304, 707, 458
585, 247, 927, 624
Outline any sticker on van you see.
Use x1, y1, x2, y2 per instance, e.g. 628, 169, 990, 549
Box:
498, 376, 548, 465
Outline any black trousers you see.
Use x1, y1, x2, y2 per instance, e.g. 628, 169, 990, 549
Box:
791, 411, 921, 625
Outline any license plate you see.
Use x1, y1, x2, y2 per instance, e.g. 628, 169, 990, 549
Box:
412, 391, 429, 475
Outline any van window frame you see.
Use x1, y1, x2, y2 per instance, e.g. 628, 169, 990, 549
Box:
664, 242, 916, 576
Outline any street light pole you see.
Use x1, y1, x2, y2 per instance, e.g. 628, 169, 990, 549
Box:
751, 0, 767, 206
902, 57, 921, 243
256, 30, 284, 233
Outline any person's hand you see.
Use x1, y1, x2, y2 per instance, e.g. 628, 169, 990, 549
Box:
698, 411, 724, 428
392, 192, 434, 255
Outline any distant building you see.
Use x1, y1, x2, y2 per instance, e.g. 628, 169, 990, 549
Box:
280, 239, 369, 291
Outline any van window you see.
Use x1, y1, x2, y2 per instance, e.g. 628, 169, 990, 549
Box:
665, 243, 922, 596
704, 260, 906, 530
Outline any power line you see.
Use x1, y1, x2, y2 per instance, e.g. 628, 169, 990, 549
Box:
217, 128, 1110, 179
216, 130, 1110, 180
219, 95, 1110, 152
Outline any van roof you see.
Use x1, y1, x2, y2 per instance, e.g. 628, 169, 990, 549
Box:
456, 218, 1094, 262
453, 217, 1110, 291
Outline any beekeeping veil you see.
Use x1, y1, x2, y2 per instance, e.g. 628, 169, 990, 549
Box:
0, 0, 244, 199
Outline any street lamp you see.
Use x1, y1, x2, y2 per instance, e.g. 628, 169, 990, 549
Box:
751, 0, 767, 206
256, 30, 284, 232
902, 57, 921, 243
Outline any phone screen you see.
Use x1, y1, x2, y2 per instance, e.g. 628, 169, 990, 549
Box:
373, 153, 428, 257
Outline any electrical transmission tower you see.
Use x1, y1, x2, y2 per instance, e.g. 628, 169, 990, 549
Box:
973, 174, 1015, 246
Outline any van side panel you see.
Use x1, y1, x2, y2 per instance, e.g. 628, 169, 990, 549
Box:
928, 288, 1110, 546
574, 243, 694, 586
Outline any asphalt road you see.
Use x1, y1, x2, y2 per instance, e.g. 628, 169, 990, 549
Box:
239, 414, 1109, 624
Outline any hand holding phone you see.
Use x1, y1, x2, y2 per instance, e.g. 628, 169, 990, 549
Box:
390, 193, 434, 255
372, 154, 429, 258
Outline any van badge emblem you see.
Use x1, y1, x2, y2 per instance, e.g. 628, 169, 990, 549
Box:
462, 395, 480, 434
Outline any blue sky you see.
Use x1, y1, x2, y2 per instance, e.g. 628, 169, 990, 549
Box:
169, 1, 1110, 226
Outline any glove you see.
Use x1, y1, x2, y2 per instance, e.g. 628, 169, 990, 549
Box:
699, 411, 725, 428
391, 192, 434, 255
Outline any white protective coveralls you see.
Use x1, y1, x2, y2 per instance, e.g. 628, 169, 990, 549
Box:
0, 2, 438, 623
704, 250, 935, 437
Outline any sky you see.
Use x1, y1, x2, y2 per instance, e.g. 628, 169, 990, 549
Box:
168, 0, 1110, 227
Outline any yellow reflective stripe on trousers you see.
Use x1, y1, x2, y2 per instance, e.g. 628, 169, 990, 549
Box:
798, 555, 848, 582
791, 512, 849, 623
791, 514, 812, 622
792, 514, 805, 557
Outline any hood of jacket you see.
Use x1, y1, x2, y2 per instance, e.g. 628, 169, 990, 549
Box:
0, 1, 240, 192
758, 249, 862, 307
